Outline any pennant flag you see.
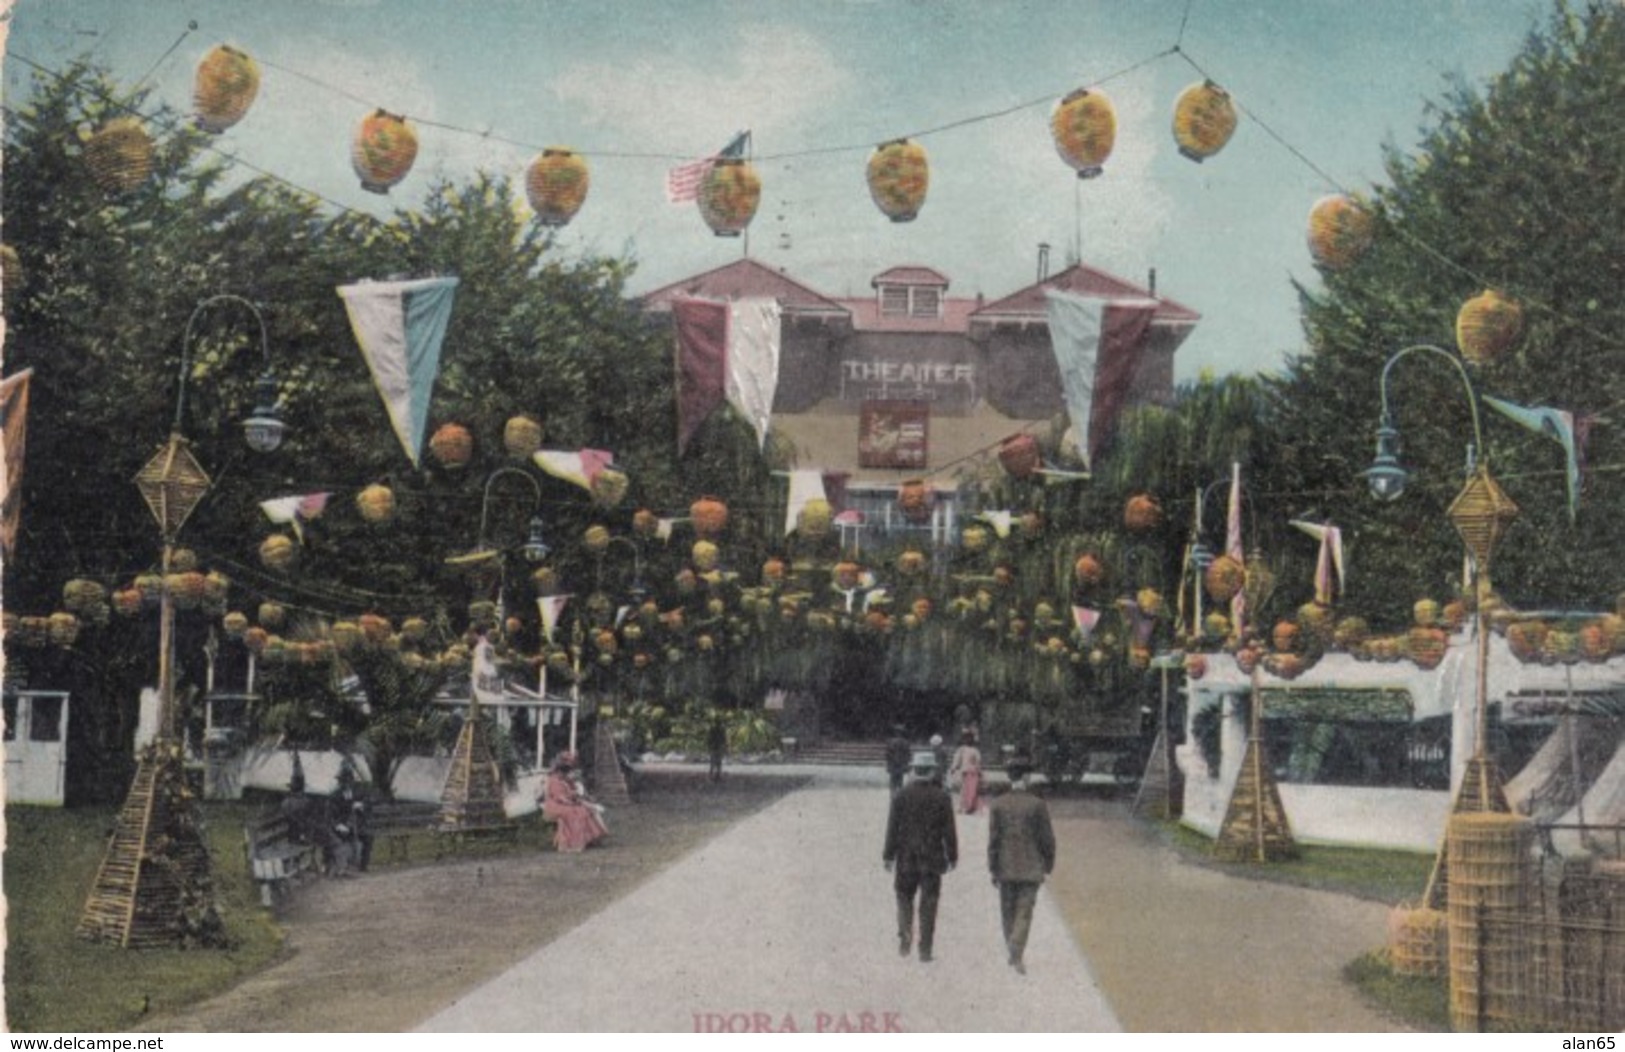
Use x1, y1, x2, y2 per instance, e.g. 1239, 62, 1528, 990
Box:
1043, 290, 1158, 467
1072, 605, 1101, 640
665, 130, 749, 204
338, 276, 459, 467
656, 517, 683, 542
979, 510, 1014, 538
538, 594, 572, 644
472, 635, 503, 707
615, 605, 633, 629
1225, 461, 1247, 635
783, 469, 827, 536
671, 295, 782, 454
0, 368, 32, 557
534, 448, 614, 491
259, 492, 330, 544
1290, 520, 1345, 606
1484, 395, 1586, 523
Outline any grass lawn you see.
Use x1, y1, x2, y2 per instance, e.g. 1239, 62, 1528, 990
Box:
5, 802, 285, 1033
1344, 951, 1450, 1031
1154, 818, 1437, 904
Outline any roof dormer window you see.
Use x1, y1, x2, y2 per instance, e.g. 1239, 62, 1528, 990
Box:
880, 285, 910, 316
877, 284, 942, 319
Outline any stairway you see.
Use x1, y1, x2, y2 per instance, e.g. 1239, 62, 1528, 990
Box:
790, 739, 889, 767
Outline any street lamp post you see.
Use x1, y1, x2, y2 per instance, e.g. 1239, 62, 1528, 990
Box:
79, 295, 286, 948
1364, 344, 1516, 909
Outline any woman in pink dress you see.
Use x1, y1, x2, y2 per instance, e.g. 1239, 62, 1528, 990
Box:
948, 731, 983, 814
539, 753, 607, 853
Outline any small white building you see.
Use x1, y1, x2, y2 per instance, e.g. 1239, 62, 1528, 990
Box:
3, 689, 71, 805
1179, 628, 1625, 853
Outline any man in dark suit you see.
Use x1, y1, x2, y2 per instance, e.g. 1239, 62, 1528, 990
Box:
883, 751, 958, 963
987, 761, 1055, 975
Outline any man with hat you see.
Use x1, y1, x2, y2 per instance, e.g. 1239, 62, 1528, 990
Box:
987, 759, 1055, 975
882, 749, 958, 962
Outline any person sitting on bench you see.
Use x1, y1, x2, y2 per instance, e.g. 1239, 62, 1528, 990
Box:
539, 752, 607, 853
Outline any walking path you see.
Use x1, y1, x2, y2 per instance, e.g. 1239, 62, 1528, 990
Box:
420, 766, 1119, 1033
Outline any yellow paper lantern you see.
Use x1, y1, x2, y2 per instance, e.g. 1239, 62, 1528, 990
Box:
1051, 88, 1116, 178
698, 158, 761, 237
866, 139, 929, 222
1172, 81, 1237, 162
83, 117, 154, 195
525, 147, 590, 227
259, 534, 297, 573
1307, 194, 1374, 270
798, 498, 833, 539
351, 109, 418, 194
356, 483, 396, 523
1456, 289, 1523, 366
193, 44, 261, 134
503, 415, 544, 458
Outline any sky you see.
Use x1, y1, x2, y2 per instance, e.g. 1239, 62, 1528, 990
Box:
4, 0, 1547, 380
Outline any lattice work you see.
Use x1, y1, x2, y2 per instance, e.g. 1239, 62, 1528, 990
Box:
1213, 736, 1296, 862
1447, 467, 1519, 570
1132, 724, 1174, 821
438, 704, 509, 830
77, 747, 216, 948
589, 718, 632, 807
1447, 812, 1534, 1032
1424, 754, 1511, 910
134, 433, 211, 540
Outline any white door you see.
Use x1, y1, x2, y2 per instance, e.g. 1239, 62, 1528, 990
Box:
4, 692, 69, 804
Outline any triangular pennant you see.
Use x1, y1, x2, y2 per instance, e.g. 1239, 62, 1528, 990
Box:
534, 449, 614, 491
538, 594, 573, 645
783, 469, 827, 537
1483, 395, 1583, 523
1072, 605, 1101, 640
337, 276, 460, 467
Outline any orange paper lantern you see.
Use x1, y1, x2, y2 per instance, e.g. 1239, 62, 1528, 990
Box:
1205, 554, 1245, 604
691, 496, 729, 539
1124, 493, 1162, 532
1074, 553, 1105, 588
1051, 88, 1116, 178
351, 109, 418, 194
1456, 289, 1523, 366
698, 158, 761, 237
998, 433, 1042, 479
525, 148, 590, 227
357, 483, 396, 523
193, 44, 261, 133
866, 139, 929, 222
429, 423, 474, 469
1307, 194, 1374, 270
1172, 81, 1237, 162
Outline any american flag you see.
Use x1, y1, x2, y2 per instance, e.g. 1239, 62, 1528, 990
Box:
665, 131, 750, 204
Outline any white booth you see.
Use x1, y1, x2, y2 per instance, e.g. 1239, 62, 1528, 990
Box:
3, 689, 71, 805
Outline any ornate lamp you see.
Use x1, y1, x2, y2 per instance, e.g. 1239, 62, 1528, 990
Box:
1365, 343, 1515, 909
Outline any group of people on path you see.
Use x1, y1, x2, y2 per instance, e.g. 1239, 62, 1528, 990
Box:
279, 767, 373, 877
886, 726, 985, 815
882, 746, 1055, 975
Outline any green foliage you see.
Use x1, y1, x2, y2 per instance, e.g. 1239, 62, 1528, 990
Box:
1269, 1, 1625, 620
1343, 951, 1450, 1032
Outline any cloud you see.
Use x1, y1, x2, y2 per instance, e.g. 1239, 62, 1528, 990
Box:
548, 23, 855, 155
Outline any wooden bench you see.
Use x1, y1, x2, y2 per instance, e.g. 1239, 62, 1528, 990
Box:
368, 800, 443, 864
432, 820, 522, 859
243, 813, 322, 907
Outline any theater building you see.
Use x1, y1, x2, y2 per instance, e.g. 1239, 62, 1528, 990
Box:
641, 258, 1199, 545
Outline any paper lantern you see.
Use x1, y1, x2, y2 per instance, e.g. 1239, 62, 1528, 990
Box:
897, 479, 933, 524
351, 110, 418, 194
531, 566, 560, 594
63, 579, 107, 615
798, 498, 833, 539
962, 524, 990, 553
83, 117, 154, 194
1413, 598, 1441, 627
697, 158, 761, 237
257, 601, 286, 629
1307, 194, 1374, 270
896, 550, 928, 576
357, 483, 396, 523
998, 433, 1042, 478
1074, 553, 1105, 588
1272, 620, 1300, 653
525, 147, 590, 227
583, 524, 611, 553
1406, 626, 1448, 670
1051, 88, 1116, 178
429, 423, 473, 469
1172, 81, 1237, 162
1205, 554, 1245, 603
632, 508, 659, 538
359, 613, 392, 643
1456, 289, 1523, 366
1124, 493, 1162, 532
866, 139, 929, 222
112, 589, 143, 617
48, 612, 81, 647
222, 611, 250, 638
1136, 588, 1164, 618
259, 535, 297, 573
503, 415, 544, 458
331, 621, 363, 652
762, 557, 787, 583
691, 496, 729, 539
692, 540, 720, 572
1334, 617, 1369, 651
193, 44, 261, 133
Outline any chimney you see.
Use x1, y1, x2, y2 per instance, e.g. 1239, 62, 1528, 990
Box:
1147, 267, 1157, 297
1037, 243, 1051, 283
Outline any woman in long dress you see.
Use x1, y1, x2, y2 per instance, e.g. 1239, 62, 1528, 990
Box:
539, 752, 608, 853
948, 731, 983, 814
